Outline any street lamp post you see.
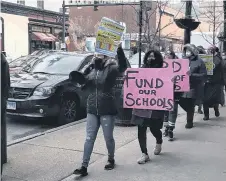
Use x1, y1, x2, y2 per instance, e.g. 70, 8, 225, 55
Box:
62, 0, 66, 50
174, 0, 200, 45
138, 1, 143, 68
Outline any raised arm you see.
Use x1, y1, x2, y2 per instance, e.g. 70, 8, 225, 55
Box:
116, 45, 128, 73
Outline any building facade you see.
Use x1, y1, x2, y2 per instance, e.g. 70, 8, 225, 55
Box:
1, 1, 68, 58
68, 2, 156, 51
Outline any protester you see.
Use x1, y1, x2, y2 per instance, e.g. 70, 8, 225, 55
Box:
1, 53, 10, 174
163, 50, 177, 125
69, 43, 127, 176
130, 50, 165, 164
163, 50, 182, 139
164, 44, 207, 141
203, 46, 225, 120
195, 45, 207, 114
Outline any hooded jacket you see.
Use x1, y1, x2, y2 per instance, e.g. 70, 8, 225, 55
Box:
206, 53, 225, 85
70, 47, 127, 115
181, 44, 207, 99
132, 50, 165, 122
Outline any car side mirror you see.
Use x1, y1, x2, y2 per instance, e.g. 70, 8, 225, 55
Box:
69, 71, 86, 85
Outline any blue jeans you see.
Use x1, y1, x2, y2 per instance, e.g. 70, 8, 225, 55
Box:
82, 114, 115, 168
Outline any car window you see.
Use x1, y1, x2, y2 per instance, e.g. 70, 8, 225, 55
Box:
30, 54, 86, 75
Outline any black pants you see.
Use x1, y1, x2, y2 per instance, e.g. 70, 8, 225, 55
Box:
203, 104, 219, 116
167, 98, 195, 130
138, 125, 162, 155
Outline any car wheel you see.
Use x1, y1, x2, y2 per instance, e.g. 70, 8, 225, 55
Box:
57, 97, 79, 126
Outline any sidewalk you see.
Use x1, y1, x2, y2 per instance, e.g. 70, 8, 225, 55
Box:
2, 106, 226, 181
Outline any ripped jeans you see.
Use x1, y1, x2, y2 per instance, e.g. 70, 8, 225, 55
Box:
82, 114, 115, 168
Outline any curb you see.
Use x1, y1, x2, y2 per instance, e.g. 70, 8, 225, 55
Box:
7, 118, 86, 147
7, 112, 186, 147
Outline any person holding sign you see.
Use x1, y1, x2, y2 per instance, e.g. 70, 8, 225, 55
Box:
70, 44, 127, 176
203, 46, 225, 120
164, 44, 207, 141
130, 50, 166, 164
163, 51, 183, 139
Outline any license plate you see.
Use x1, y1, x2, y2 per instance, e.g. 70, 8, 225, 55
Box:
7, 101, 16, 110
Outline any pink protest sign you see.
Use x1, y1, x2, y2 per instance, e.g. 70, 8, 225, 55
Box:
163, 59, 190, 92
123, 68, 174, 111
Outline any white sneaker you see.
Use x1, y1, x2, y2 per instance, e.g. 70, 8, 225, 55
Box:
137, 153, 150, 164
154, 144, 162, 155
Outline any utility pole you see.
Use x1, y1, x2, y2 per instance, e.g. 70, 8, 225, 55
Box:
184, 0, 192, 44
138, 1, 143, 68
213, 0, 216, 45
62, 0, 66, 50
223, 0, 226, 52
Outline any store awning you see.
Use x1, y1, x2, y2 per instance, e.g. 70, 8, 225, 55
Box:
31, 32, 58, 42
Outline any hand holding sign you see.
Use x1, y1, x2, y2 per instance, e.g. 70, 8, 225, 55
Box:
123, 68, 174, 111
163, 59, 190, 92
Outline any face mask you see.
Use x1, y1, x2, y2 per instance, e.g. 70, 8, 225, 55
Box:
147, 54, 155, 64
94, 58, 104, 70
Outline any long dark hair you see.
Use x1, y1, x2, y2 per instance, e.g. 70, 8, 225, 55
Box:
143, 50, 163, 68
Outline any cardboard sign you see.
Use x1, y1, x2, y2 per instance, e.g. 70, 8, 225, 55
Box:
95, 17, 125, 57
123, 68, 174, 111
199, 55, 214, 75
163, 59, 190, 92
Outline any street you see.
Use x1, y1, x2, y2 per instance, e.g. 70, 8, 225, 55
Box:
6, 116, 55, 143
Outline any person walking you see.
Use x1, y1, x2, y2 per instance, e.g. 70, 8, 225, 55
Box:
163, 51, 182, 138
164, 44, 207, 141
163, 50, 178, 125
70, 44, 127, 176
195, 45, 207, 114
1, 52, 10, 174
203, 46, 225, 120
131, 50, 165, 164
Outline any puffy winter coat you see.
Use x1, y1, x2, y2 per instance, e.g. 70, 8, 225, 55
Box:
182, 44, 207, 99
71, 47, 127, 115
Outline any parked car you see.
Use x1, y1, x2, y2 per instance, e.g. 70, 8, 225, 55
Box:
9, 56, 39, 75
9, 50, 62, 75
7, 52, 131, 125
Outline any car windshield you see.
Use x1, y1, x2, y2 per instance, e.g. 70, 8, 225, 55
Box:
30, 54, 85, 75
9, 56, 28, 67
129, 52, 145, 65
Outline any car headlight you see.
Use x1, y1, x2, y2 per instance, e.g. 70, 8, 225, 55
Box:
33, 87, 56, 97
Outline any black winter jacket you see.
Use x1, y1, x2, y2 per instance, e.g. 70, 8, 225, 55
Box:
181, 55, 207, 99
74, 47, 127, 115
206, 54, 225, 85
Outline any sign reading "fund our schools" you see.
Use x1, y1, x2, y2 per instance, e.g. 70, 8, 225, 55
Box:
123, 68, 174, 111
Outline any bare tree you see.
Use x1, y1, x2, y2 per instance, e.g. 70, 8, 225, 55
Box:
129, 0, 174, 51
197, 0, 224, 46
67, 16, 93, 51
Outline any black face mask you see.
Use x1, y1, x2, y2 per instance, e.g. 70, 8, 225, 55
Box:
94, 58, 104, 70
147, 59, 162, 68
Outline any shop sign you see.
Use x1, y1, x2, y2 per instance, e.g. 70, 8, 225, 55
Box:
32, 26, 51, 33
